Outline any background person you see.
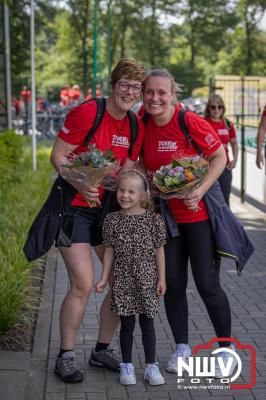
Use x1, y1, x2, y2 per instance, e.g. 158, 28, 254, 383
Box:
141, 68, 237, 378
70, 84, 82, 105
96, 169, 166, 386
204, 94, 238, 206
60, 84, 71, 107
50, 58, 145, 383
86, 87, 93, 101
12, 96, 21, 118
256, 104, 266, 169
20, 85, 31, 113
96, 83, 102, 97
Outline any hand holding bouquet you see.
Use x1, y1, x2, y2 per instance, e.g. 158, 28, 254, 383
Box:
62, 144, 120, 206
153, 155, 209, 211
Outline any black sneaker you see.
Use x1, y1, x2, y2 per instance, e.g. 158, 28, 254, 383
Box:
54, 351, 84, 383
89, 346, 120, 372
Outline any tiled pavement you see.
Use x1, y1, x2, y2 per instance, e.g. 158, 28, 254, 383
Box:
0, 193, 265, 400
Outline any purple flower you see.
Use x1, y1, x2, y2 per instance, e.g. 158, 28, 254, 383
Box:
169, 166, 184, 176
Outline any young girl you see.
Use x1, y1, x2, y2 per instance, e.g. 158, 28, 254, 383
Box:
96, 169, 166, 386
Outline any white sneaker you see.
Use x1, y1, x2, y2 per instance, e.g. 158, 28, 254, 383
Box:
214, 344, 238, 378
119, 363, 136, 385
144, 363, 165, 385
165, 343, 191, 373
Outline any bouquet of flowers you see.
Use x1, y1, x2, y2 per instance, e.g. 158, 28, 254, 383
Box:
153, 155, 209, 209
62, 144, 120, 206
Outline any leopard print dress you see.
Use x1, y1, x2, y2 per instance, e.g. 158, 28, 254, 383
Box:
102, 210, 167, 318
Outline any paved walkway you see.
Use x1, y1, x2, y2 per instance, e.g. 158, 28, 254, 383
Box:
1, 193, 265, 400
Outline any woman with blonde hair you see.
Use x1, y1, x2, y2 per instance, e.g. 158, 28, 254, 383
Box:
204, 94, 238, 206
141, 68, 237, 378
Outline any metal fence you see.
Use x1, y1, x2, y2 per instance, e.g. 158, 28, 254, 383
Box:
210, 75, 266, 203
12, 104, 69, 140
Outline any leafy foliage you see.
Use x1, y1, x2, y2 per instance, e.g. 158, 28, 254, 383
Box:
0, 133, 52, 334
7, 0, 266, 99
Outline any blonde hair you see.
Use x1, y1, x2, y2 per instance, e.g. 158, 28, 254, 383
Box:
119, 169, 153, 210
204, 94, 226, 118
144, 68, 183, 105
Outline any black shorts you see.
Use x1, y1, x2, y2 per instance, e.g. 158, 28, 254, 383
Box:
72, 206, 100, 244
56, 191, 120, 248
56, 206, 102, 247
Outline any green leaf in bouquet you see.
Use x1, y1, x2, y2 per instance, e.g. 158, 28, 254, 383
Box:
172, 157, 193, 168
172, 159, 178, 168
164, 176, 180, 188
104, 148, 116, 162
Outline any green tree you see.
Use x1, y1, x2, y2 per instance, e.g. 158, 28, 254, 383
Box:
67, 0, 92, 93
9, 0, 58, 94
171, 0, 238, 94
9, 0, 31, 93
236, 0, 265, 75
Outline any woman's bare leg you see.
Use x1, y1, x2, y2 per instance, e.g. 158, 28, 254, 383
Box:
59, 243, 94, 349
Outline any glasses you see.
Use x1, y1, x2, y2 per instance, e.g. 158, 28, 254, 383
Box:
209, 105, 224, 110
118, 81, 142, 95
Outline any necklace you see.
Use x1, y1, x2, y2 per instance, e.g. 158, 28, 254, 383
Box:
112, 115, 128, 135
110, 114, 128, 150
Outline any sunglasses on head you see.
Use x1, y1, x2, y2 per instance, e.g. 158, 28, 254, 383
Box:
209, 104, 224, 110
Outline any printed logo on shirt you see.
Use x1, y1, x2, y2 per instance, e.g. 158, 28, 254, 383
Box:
62, 126, 70, 134
217, 129, 229, 136
157, 141, 177, 152
205, 133, 219, 149
111, 135, 129, 148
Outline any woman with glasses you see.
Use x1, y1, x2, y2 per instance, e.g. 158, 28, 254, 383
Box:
50, 59, 145, 383
204, 94, 238, 206
141, 68, 238, 378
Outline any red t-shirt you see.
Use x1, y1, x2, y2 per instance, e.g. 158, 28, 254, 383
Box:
70, 89, 81, 101
205, 117, 236, 164
58, 100, 144, 207
20, 89, 31, 103
60, 89, 71, 106
143, 107, 222, 223
262, 105, 266, 117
